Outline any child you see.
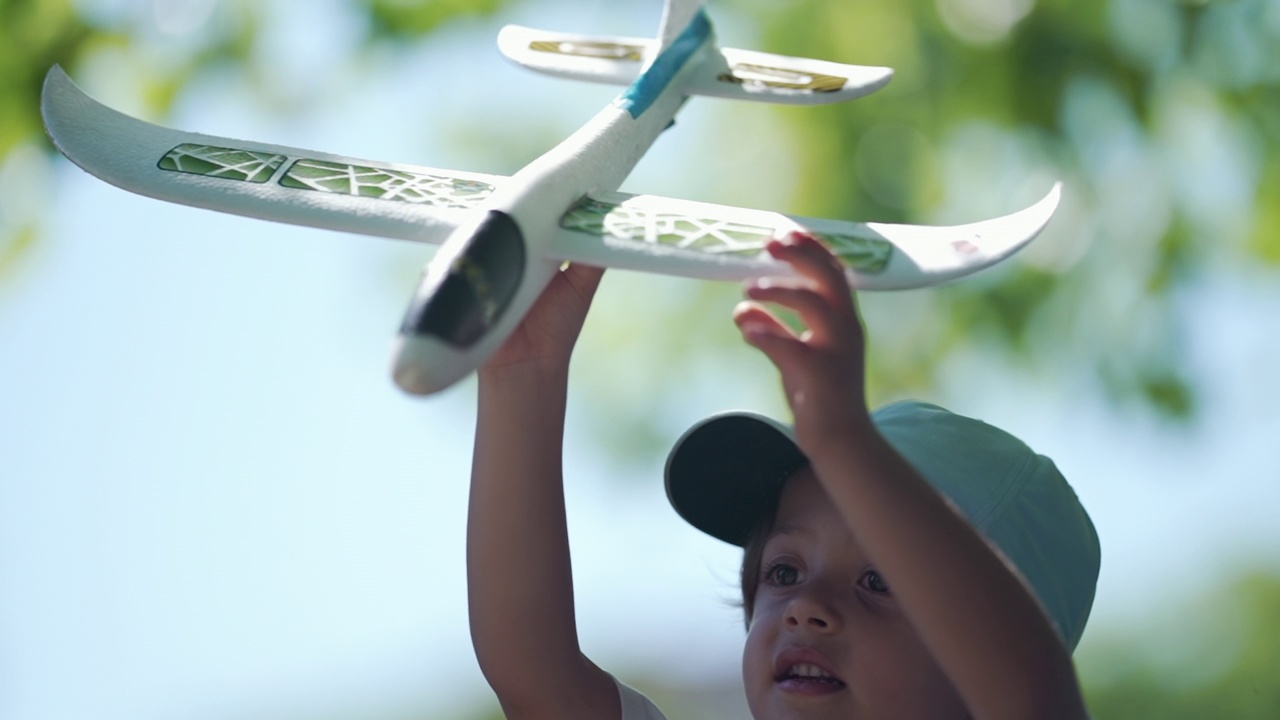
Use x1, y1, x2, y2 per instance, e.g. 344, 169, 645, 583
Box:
466, 232, 1100, 719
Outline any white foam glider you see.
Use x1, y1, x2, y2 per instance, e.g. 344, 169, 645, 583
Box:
41, 0, 1060, 396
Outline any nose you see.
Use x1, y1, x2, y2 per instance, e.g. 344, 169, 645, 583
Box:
783, 585, 843, 634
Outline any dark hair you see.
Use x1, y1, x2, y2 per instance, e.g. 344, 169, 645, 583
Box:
736, 458, 819, 628
738, 514, 773, 629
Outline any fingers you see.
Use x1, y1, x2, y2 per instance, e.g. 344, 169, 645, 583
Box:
737, 233, 871, 440
766, 232, 852, 302
562, 262, 604, 293
744, 280, 845, 345
734, 301, 808, 372
733, 301, 794, 341
743, 232, 858, 345
560, 263, 605, 306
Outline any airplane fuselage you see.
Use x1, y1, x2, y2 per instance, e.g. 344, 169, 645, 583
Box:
391, 10, 713, 394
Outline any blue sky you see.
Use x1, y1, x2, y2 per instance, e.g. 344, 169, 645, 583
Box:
3, 1, 1279, 719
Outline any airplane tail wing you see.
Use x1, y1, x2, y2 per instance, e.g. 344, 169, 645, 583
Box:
498, 23, 891, 105
689, 47, 892, 104
496, 24, 651, 87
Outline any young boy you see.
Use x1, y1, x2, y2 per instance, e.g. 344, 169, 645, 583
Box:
466, 232, 1100, 719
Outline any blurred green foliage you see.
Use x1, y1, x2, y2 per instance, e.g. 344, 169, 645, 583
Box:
368, 0, 510, 39
2, 0, 1277, 418
0, 0, 91, 276
1082, 571, 1280, 718
1, 0, 94, 161
742, 0, 1280, 420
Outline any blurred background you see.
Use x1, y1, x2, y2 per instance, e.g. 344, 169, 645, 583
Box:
2, 0, 1278, 717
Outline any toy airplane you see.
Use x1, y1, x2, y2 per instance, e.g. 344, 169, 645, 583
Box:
41, 0, 1060, 396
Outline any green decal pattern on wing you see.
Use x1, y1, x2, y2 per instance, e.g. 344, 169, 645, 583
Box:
561, 197, 774, 256
813, 232, 893, 274
560, 198, 892, 273
280, 159, 494, 208
158, 143, 286, 183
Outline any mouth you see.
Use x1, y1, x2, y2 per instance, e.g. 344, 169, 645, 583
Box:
773, 652, 847, 695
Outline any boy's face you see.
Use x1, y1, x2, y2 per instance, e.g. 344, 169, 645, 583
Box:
741, 468, 968, 720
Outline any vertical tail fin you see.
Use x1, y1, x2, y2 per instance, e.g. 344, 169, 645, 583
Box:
656, 0, 706, 50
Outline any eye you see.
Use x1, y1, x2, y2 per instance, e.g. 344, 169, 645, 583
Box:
859, 570, 890, 594
763, 561, 801, 587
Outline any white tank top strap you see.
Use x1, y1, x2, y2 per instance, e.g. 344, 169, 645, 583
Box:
612, 675, 669, 720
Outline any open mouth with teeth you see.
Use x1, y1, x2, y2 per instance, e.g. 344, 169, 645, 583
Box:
777, 663, 847, 694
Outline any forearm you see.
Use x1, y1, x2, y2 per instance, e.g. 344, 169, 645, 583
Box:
466, 365, 592, 698
810, 427, 1086, 720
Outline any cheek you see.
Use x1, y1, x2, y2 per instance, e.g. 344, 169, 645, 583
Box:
741, 612, 777, 695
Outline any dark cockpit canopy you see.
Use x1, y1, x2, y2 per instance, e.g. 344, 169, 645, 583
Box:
401, 210, 526, 347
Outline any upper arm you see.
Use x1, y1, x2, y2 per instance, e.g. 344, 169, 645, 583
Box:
489, 656, 622, 720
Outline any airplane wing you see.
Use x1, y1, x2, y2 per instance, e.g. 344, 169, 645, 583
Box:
41, 66, 501, 245
549, 185, 1061, 290
498, 25, 893, 105
43, 65, 1057, 291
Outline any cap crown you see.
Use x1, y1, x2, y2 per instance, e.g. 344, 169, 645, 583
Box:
873, 402, 1100, 650
665, 401, 1100, 650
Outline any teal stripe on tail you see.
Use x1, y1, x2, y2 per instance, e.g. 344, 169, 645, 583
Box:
614, 9, 710, 118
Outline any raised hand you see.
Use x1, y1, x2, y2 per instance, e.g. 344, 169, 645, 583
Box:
734, 232, 873, 455
483, 263, 605, 376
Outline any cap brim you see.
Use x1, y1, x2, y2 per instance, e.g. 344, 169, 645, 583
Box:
664, 412, 808, 546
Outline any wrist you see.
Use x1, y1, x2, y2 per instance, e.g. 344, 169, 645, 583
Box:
796, 406, 879, 465
477, 361, 572, 418
479, 357, 571, 388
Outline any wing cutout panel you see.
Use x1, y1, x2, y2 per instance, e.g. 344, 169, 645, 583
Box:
559, 196, 893, 273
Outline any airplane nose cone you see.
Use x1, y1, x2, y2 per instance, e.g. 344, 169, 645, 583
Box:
391, 334, 445, 396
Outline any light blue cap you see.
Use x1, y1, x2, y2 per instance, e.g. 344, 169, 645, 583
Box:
665, 400, 1101, 650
